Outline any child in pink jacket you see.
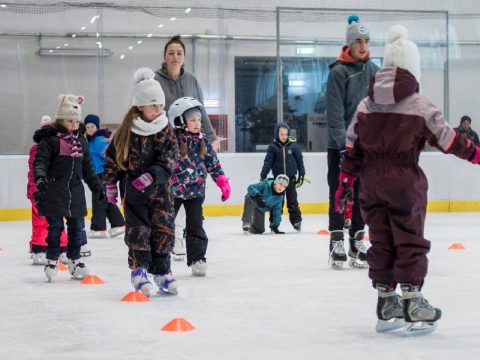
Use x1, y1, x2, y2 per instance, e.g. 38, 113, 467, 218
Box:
27, 116, 67, 265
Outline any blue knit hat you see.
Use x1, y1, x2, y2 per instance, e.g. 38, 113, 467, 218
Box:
84, 114, 100, 129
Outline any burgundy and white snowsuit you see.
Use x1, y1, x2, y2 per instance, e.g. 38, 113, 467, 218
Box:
341, 66, 476, 288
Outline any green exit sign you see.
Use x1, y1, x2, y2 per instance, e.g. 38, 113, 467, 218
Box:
296, 47, 316, 55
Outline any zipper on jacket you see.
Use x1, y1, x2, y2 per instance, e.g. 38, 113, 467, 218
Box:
282, 144, 287, 175
344, 63, 366, 83
67, 157, 74, 217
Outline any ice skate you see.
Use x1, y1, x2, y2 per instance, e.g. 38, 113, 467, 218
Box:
400, 284, 441, 336
190, 260, 207, 277
154, 274, 178, 295
375, 284, 405, 333
87, 230, 107, 238
329, 230, 347, 270
348, 230, 369, 269
68, 259, 89, 279
292, 221, 302, 232
242, 222, 251, 235
44, 262, 58, 282
108, 226, 125, 238
58, 252, 69, 265
32, 252, 47, 265
172, 237, 186, 261
131, 268, 153, 297
80, 245, 91, 257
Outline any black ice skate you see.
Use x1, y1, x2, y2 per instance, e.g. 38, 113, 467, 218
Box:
242, 222, 251, 235
348, 230, 369, 269
292, 222, 302, 232
375, 284, 405, 333
401, 284, 442, 336
329, 231, 347, 270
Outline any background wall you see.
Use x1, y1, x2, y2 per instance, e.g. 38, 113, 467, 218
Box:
2, 153, 479, 217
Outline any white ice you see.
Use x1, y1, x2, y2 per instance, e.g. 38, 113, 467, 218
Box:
1, 213, 480, 360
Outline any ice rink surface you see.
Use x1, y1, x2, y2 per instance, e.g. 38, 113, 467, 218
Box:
1, 213, 480, 360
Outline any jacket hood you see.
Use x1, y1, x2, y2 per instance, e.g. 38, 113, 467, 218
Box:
335, 45, 371, 63
155, 66, 187, 81
275, 122, 290, 143
33, 125, 58, 143
87, 128, 112, 141
368, 66, 419, 105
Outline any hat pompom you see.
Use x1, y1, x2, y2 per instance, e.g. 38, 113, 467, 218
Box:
348, 14, 360, 24
134, 67, 155, 83
388, 25, 408, 43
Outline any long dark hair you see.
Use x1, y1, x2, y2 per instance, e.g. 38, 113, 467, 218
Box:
163, 35, 186, 56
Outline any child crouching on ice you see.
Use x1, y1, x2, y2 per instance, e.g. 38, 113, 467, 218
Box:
168, 97, 231, 276
33, 95, 104, 282
241, 174, 289, 234
103, 67, 179, 297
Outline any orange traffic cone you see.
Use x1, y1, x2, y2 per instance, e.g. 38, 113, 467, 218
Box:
81, 275, 105, 285
57, 262, 68, 271
121, 291, 150, 302
161, 317, 196, 332
317, 229, 329, 235
448, 243, 465, 250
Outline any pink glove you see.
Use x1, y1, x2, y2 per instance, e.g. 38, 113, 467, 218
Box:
215, 175, 231, 202
334, 172, 356, 213
106, 183, 118, 205
470, 146, 480, 164
132, 172, 154, 191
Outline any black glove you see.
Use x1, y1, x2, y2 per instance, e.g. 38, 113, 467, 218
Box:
36, 177, 49, 194
295, 175, 305, 188
93, 184, 106, 201
253, 193, 267, 208
270, 225, 285, 234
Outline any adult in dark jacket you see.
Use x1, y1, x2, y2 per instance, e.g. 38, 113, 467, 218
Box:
260, 122, 305, 230
33, 94, 104, 282
336, 26, 480, 334
326, 15, 379, 270
453, 115, 480, 145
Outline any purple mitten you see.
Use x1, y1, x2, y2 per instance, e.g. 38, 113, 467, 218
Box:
105, 183, 118, 204
132, 172, 154, 191
215, 175, 231, 202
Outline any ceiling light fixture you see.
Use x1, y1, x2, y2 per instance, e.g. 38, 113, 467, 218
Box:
128, 46, 133, 50
185, 8, 192, 13
90, 15, 100, 24
1, 4, 7, 8
137, 40, 143, 44
147, 33, 153, 38
38, 48, 112, 57
80, 26, 86, 30
158, 24, 164, 28
170, 17, 176, 21
120, 54, 125, 59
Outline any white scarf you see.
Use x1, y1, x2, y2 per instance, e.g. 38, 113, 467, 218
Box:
131, 114, 169, 136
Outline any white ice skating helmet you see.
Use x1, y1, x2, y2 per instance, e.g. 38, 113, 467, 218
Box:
168, 97, 203, 129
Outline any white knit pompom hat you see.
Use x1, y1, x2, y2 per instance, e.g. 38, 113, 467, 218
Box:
132, 67, 165, 106
383, 25, 421, 82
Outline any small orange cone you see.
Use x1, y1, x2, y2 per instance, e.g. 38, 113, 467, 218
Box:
317, 229, 329, 235
161, 317, 196, 332
448, 243, 465, 250
121, 291, 150, 302
81, 275, 105, 285
57, 262, 68, 271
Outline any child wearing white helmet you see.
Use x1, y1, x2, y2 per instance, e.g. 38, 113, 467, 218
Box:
168, 96, 231, 277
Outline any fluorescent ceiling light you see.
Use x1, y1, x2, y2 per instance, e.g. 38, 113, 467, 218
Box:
120, 54, 125, 59
170, 17, 176, 21
39, 48, 112, 57
81, 26, 86, 30
158, 24, 164, 28
137, 40, 143, 44
185, 8, 192, 13
147, 33, 153, 38
90, 15, 100, 24
296, 47, 315, 55
0, 4, 6, 8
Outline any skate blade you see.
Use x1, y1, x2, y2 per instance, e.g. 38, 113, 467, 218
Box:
375, 318, 405, 333
80, 251, 91, 257
403, 321, 438, 336
330, 260, 345, 270
172, 253, 185, 261
349, 257, 369, 269
158, 285, 178, 296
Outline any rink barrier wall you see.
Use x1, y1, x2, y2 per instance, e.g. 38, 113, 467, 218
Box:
1, 153, 480, 221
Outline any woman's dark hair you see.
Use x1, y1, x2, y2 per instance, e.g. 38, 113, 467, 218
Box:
461, 115, 472, 124
164, 35, 186, 56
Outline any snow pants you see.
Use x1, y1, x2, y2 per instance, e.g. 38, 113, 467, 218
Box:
30, 200, 67, 253
360, 162, 430, 288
